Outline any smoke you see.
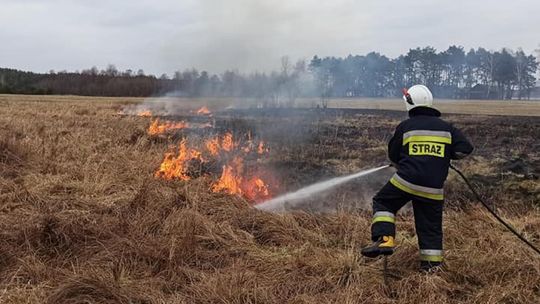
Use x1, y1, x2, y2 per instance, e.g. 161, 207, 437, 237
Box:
160, 0, 539, 74
120, 93, 191, 116
120, 89, 400, 214
161, 0, 363, 73
121, 90, 223, 116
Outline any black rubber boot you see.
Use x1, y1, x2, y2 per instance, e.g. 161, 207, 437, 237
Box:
361, 236, 395, 258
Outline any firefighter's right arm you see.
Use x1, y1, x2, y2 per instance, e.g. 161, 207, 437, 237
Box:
388, 125, 403, 164
450, 126, 474, 160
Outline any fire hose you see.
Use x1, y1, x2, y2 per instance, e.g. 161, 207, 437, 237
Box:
450, 164, 540, 256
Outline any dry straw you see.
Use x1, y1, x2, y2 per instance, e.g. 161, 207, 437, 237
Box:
0, 96, 538, 303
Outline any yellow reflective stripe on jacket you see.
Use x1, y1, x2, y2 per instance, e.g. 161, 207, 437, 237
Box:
372, 211, 395, 224
390, 174, 444, 201
403, 135, 452, 145
402, 130, 452, 146
420, 249, 443, 262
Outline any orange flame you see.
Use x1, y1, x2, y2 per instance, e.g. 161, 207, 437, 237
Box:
212, 158, 244, 196
221, 132, 234, 152
257, 141, 268, 154
244, 177, 271, 202
154, 139, 202, 180
154, 129, 275, 203
211, 156, 272, 202
148, 118, 189, 135
196, 106, 211, 115
203, 132, 235, 156
138, 110, 152, 117
205, 136, 220, 156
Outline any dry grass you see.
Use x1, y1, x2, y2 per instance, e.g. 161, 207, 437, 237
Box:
0, 95, 539, 303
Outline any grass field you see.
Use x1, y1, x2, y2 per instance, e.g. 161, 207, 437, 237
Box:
0, 94, 539, 303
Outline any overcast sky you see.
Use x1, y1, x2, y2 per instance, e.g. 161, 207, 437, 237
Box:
1, 0, 538, 75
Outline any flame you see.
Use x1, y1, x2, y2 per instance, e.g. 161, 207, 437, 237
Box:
257, 141, 268, 154
196, 106, 211, 115
148, 118, 189, 135
211, 157, 272, 202
254, 178, 269, 195
221, 132, 234, 152
244, 177, 271, 202
154, 139, 202, 180
203, 132, 235, 156
154, 128, 275, 203
138, 110, 152, 117
212, 157, 244, 195
205, 136, 220, 156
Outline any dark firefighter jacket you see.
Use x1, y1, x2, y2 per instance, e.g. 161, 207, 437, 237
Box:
388, 106, 474, 200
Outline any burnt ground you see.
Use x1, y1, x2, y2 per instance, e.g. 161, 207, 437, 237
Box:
198, 108, 540, 211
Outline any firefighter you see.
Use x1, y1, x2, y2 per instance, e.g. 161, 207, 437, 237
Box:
360, 84, 474, 272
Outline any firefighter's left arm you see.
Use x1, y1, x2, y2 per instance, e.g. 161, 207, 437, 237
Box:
450, 126, 474, 159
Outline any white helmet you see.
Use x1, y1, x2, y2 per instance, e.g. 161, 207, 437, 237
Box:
402, 85, 433, 111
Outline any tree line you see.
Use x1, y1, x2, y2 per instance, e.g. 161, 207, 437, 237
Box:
0, 46, 538, 100
310, 46, 538, 100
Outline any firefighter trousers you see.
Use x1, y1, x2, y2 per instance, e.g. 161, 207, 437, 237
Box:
371, 181, 444, 263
